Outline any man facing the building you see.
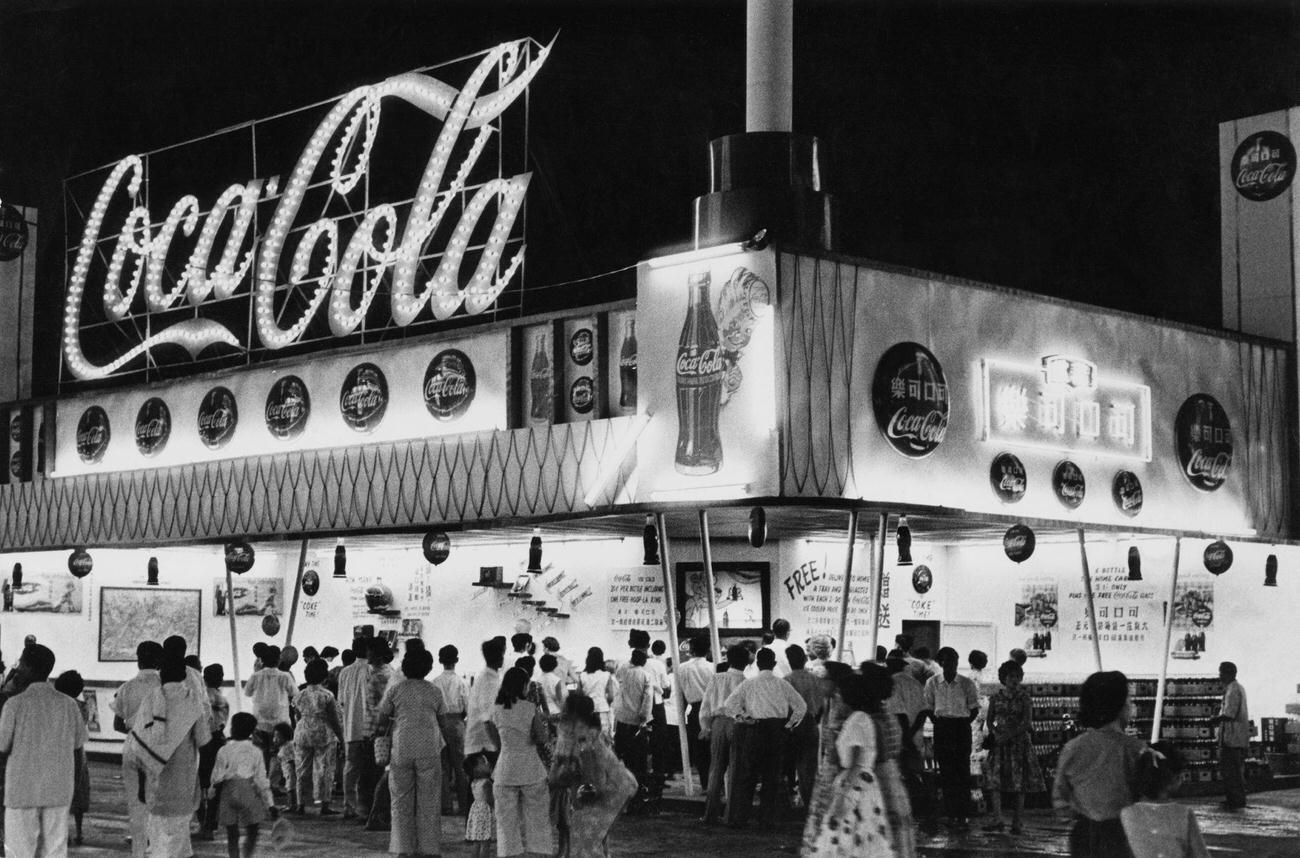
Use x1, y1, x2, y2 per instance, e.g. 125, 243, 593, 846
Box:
613, 648, 654, 809
722, 647, 807, 828
922, 646, 980, 831
1215, 661, 1250, 810
675, 635, 715, 788
431, 644, 470, 815
337, 637, 371, 820
111, 640, 163, 858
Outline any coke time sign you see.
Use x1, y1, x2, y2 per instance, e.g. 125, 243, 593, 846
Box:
61, 40, 548, 385
635, 248, 779, 502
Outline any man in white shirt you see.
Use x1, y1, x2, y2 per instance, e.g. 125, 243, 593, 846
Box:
922, 646, 980, 830
112, 640, 163, 858
722, 647, 807, 827
643, 636, 673, 782
337, 637, 371, 819
243, 643, 298, 760
541, 636, 575, 686
760, 618, 793, 678
699, 645, 749, 823
464, 637, 506, 759
613, 648, 654, 806
675, 636, 715, 788
537, 653, 567, 718
782, 645, 824, 809
0, 645, 87, 858
1215, 661, 1250, 810
432, 644, 470, 815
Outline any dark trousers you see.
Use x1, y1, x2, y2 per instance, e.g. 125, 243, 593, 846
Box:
650, 702, 672, 774
933, 717, 972, 821
727, 719, 788, 826
786, 718, 818, 808
1069, 817, 1132, 858
686, 702, 710, 787
345, 739, 378, 816
1220, 744, 1248, 808
614, 721, 650, 799
198, 730, 226, 831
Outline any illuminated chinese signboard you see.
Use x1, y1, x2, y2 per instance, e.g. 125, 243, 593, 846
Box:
981, 355, 1152, 462
61, 39, 548, 386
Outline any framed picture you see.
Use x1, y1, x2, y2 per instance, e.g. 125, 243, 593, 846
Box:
98, 587, 201, 662
7, 573, 84, 614
213, 577, 284, 617
677, 561, 770, 637
80, 689, 102, 735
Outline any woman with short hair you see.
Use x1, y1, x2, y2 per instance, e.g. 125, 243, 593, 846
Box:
982, 660, 1045, 835
488, 667, 552, 858
375, 648, 447, 857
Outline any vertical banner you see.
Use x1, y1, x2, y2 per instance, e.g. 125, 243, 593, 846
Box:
1170, 574, 1214, 660
636, 248, 779, 501
0, 203, 35, 403
522, 323, 555, 427
1015, 579, 1058, 657
607, 308, 638, 418
562, 315, 598, 423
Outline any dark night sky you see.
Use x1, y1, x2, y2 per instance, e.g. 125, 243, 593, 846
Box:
1, 0, 1297, 394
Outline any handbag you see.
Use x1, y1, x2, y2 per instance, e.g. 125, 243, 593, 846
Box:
373, 734, 391, 767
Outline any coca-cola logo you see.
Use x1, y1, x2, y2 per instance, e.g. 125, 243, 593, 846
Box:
8, 416, 19, 444
989, 452, 1027, 503
1052, 460, 1086, 509
340, 362, 388, 433
912, 565, 933, 595
68, 548, 93, 578
1175, 394, 1232, 492
0, 204, 28, 263
1203, 540, 1233, 575
265, 376, 311, 440
301, 569, 320, 597
1003, 523, 1036, 563
871, 342, 950, 458
676, 347, 725, 379
75, 405, 111, 463
570, 376, 594, 414
569, 328, 594, 366
224, 540, 256, 575
134, 397, 172, 457
1232, 131, 1296, 202
8, 451, 21, 481
424, 349, 476, 421
1112, 470, 1144, 517
422, 530, 451, 565
197, 386, 239, 450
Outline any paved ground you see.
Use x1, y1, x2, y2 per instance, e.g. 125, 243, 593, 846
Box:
62, 761, 1300, 857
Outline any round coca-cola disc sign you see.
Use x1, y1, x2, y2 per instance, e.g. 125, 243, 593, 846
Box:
265, 376, 311, 440
1231, 131, 1296, 202
871, 342, 950, 458
1112, 470, 1144, 517
134, 397, 172, 457
569, 328, 594, 366
1175, 394, 1232, 492
570, 377, 595, 414
76, 406, 111, 464
1203, 540, 1233, 575
989, 452, 1027, 503
340, 363, 388, 433
424, 349, 476, 421
1003, 523, 1036, 563
197, 386, 238, 450
0, 204, 29, 263
1053, 460, 1086, 509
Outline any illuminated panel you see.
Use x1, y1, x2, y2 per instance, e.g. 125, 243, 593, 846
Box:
981, 357, 1152, 462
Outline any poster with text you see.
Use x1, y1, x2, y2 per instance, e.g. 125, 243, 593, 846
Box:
607, 567, 668, 631
678, 561, 770, 636
637, 249, 779, 501
1170, 575, 1214, 659
1015, 579, 1058, 655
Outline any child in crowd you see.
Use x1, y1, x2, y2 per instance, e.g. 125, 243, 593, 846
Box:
1121, 742, 1210, 858
54, 670, 91, 846
464, 752, 496, 858
211, 712, 276, 858
270, 722, 300, 813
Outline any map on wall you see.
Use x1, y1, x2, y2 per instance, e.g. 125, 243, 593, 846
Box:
99, 587, 201, 662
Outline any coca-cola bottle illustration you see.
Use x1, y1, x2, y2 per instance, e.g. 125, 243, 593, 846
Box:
619, 318, 638, 410
529, 335, 553, 424
675, 272, 724, 475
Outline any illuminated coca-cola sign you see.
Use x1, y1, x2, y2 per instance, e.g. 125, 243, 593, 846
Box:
871, 342, 949, 459
1052, 460, 1086, 509
0, 204, 28, 263
197, 386, 238, 450
76, 406, 111, 463
424, 349, 475, 421
61, 39, 549, 383
1175, 393, 1232, 492
1231, 131, 1296, 202
134, 397, 172, 457
265, 376, 311, 440
340, 363, 388, 433
989, 452, 1027, 503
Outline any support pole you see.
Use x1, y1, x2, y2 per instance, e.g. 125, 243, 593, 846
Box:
284, 538, 309, 648
225, 564, 242, 712
656, 512, 696, 797
1077, 528, 1103, 672
834, 510, 861, 661
698, 510, 723, 663
1152, 537, 1182, 743
868, 512, 888, 661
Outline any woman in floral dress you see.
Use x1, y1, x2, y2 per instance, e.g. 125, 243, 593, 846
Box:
862, 663, 916, 858
800, 662, 853, 856
982, 660, 1045, 834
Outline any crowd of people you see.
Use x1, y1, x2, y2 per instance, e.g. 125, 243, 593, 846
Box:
0, 623, 1253, 858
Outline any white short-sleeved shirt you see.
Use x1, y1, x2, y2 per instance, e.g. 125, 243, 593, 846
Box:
0, 683, 88, 807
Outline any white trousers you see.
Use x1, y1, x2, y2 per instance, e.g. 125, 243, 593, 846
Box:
4, 806, 69, 858
122, 759, 149, 858
146, 814, 192, 858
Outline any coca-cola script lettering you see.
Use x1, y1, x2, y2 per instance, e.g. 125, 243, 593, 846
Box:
1112, 470, 1144, 517
569, 328, 593, 366
989, 452, 1027, 503
1232, 131, 1296, 202
871, 342, 950, 458
76, 405, 111, 463
570, 377, 594, 415
61, 40, 550, 381
424, 349, 476, 421
265, 376, 311, 440
1174, 394, 1232, 492
340, 363, 389, 433
134, 397, 172, 457
0, 204, 28, 264
1052, 460, 1086, 509
676, 348, 725, 378
197, 386, 239, 450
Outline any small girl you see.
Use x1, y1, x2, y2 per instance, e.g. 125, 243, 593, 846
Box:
270, 723, 300, 813
1120, 742, 1210, 858
463, 752, 496, 858
211, 712, 277, 858
54, 670, 90, 846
